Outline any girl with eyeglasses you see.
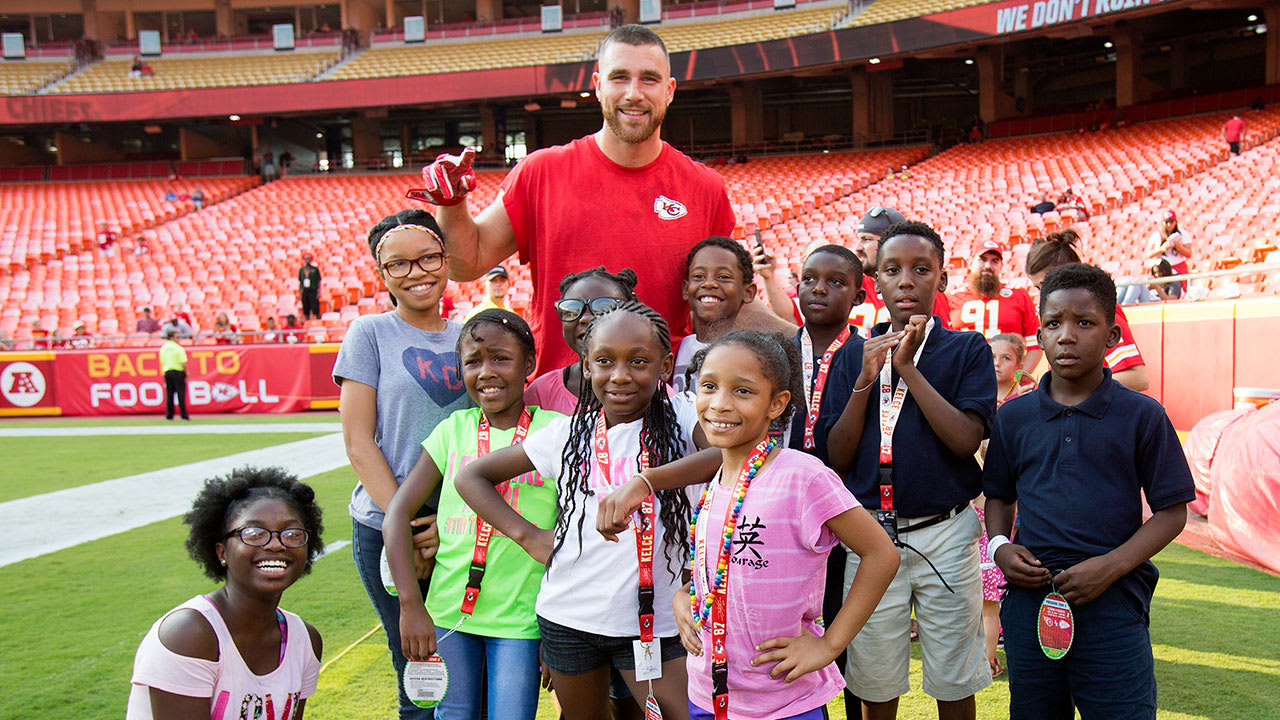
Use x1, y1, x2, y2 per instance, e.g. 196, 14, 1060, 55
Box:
524, 267, 639, 415
334, 209, 472, 719
126, 467, 325, 720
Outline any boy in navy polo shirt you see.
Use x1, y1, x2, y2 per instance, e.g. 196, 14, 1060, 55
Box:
823, 221, 996, 720
788, 243, 868, 678
983, 263, 1192, 720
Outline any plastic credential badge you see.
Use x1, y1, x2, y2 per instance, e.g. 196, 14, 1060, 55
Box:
404, 656, 448, 708
1037, 592, 1074, 660
379, 547, 397, 596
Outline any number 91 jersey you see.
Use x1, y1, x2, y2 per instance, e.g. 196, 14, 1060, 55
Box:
948, 286, 1040, 350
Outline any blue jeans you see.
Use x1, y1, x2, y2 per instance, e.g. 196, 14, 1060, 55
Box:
433, 627, 540, 720
1002, 584, 1156, 720
353, 519, 434, 720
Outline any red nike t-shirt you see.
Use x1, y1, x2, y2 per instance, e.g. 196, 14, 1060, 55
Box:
501, 136, 736, 376
949, 286, 1041, 350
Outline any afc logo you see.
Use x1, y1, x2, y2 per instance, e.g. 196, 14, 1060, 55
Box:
1, 362, 47, 407
653, 195, 687, 220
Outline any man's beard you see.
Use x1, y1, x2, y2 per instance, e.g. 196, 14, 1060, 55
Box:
604, 102, 665, 144
971, 271, 1000, 296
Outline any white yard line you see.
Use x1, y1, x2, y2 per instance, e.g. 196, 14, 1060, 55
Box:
0, 433, 350, 568
0, 423, 343, 437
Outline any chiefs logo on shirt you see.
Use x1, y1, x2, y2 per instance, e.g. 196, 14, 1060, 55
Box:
653, 195, 687, 220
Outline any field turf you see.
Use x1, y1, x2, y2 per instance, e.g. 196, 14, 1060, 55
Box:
1, 415, 1276, 720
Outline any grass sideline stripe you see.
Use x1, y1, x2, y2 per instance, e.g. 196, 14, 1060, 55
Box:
0, 433, 349, 567
319, 624, 383, 677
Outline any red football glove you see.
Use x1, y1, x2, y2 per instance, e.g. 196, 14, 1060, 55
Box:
406, 148, 477, 206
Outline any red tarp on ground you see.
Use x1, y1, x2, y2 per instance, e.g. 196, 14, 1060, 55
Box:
1184, 408, 1256, 517
1208, 402, 1280, 574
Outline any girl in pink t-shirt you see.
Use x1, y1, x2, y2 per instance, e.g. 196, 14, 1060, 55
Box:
610, 330, 899, 719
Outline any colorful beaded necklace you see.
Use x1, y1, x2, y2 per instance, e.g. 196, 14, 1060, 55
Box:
688, 434, 778, 627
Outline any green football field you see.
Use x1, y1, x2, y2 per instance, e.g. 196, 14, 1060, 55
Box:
1, 413, 1276, 720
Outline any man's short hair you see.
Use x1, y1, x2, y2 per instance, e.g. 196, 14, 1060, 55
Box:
601, 24, 669, 62
1039, 262, 1117, 324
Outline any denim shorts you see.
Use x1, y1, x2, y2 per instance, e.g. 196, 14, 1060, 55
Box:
537, 615, 686, 674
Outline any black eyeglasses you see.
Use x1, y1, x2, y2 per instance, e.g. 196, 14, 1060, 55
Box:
554, 297, 623, 322
224, 526, 310, 548
380, 252, 446, 278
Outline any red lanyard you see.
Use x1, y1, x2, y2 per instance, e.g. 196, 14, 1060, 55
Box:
692, 437, 775, 720
593, 413, 655, 642
800, 325, 852, 450
877, 319, 933, 510
461, 408, 534, 616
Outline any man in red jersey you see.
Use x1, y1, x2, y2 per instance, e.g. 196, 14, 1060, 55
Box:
417, 24, 737, 376
949, 239, 1042, 372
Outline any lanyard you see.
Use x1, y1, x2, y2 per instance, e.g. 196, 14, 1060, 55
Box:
689, 436, 777, 720
593, 412, 655, 641
460, 408, 534, 616
877, 318, 934, 510
799, 325, 852, 450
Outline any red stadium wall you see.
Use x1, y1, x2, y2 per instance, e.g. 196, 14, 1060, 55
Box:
0, 344, 340, 417
1125, 297, 1280, 431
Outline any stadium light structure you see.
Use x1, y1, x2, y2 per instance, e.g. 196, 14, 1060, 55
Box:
523, 101, 542, 112
229, 114, 241, 121
1103, 41, 1113, 48
1249, 14, 1258, 22
868, 57, 881, 64
579, 91, 591, 98
964, 58, 974, 65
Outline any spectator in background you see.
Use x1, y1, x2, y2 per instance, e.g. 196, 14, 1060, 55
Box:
30, 319, 51, 350
261, 315, 281, 343
191, 186, 205, 211
260, 152, 279, 182
1056, 186, 1090, 221
159, 315, 195, 339
282, 314, 305, 343
1028, 192, 1055, 215
96, 220, 117, 256
950, 239, 1043, 373
175, 305, 198, 334
1145, 209, 1192, 295
133, 235, 149, 256
136, 306, 160, 334
210, 312, 239, 345
160, 327, 190, 421
1120, 258, 1182, 306
1223, 112, 1247, 155
298, 253, 322, 320
465, 266, 514, 320
67, 320, 94, 349
279, 149, 294, 175
129, 55, 143, 77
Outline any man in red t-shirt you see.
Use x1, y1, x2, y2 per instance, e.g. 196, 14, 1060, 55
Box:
418, 25, 736, 376
1222, 113, 1246, 155
95, 220, 117, 257
849, 206, 951, 336
949, 239, 1042, 372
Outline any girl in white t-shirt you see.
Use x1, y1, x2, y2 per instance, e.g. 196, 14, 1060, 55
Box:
455, 300, 708, 720
127, 468, 324, 720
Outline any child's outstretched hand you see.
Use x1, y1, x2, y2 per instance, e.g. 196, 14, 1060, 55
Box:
400, 604, 437, 661
856, 332, 904, 387
596, 475, 651, 542
751, 628, 838, 682
1055, 556, 1120, 605
673, 583, 703, 656
993, 543, 1052, 588
892, 314, 930, 370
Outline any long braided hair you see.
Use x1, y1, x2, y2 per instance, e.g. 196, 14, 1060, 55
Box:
550, 300, 692, 578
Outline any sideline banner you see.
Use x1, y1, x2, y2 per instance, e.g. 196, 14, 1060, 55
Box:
55, 345, 314, 415
0, 352, 58, 416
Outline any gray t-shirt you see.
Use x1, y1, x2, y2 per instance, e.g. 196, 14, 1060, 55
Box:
333, 312, 470, 530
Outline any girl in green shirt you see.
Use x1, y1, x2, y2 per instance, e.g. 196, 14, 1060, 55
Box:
383, 309, 560, 720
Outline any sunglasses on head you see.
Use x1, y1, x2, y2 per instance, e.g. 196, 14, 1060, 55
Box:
554, 297, 623, 322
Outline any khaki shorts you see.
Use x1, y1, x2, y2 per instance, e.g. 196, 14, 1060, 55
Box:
842, 504, 992, 703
